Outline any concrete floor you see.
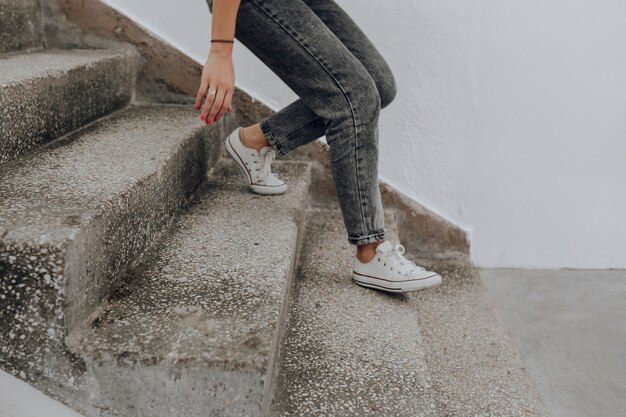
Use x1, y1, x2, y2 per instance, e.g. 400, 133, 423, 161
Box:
481, 269, 626, 417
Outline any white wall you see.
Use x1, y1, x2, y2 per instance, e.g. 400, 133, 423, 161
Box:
101, 0, 626, 269
0, 370, 84, 417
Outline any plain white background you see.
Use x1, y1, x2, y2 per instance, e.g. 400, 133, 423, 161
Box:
0, 370, 83, 417
101, 0, 626, 269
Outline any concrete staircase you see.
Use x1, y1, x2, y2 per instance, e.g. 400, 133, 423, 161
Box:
1, 1, 548, 416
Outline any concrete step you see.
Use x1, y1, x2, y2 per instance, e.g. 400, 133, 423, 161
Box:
269, 208, 439, 416
0, 46, 138, 164
0, 0, 44, 53
70, 159, 312, 417
0, 104, 223, 397
407, 258, 548, 416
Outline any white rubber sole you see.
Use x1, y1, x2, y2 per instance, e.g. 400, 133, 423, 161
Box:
224, 129, 287, 195
352, 270, 442, 293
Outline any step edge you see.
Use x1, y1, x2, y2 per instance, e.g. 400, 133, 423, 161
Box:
261, 162, 313, 417
0, 45, 139, 86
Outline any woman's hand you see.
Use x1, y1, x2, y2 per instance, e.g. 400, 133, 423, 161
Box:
196, 44, 235, 125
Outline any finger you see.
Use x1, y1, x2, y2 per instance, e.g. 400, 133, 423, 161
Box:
201, 82, 217, 121
195, 81, 208, 111
214, 104, 228, 122
216, 89, 234, 120
207, 86, 226, 124
225, 89, 234, 112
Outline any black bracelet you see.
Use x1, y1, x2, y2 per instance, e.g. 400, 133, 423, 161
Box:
211, 39, 234, 43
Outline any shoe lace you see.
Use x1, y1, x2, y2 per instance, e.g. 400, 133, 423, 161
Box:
251, 148, 279, 182
384, 244, 426, 275
262, 149, 278, 180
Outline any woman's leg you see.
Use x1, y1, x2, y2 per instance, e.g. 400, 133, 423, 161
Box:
224, 0, 386, 246
245, 0, 398, 156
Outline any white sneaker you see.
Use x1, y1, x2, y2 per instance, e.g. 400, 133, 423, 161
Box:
224, 127, 287, 195
352, 240, 442, 293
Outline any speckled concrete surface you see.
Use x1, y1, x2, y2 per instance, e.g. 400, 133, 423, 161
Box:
0, 0, 43, 53
270, 208, 439, 417
0, 104, 222, 397
71, 159, 312, 417
408, 258, 548, 417
0, 46, 138, 163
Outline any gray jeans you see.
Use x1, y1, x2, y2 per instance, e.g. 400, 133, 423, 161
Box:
207, 0, 397, 245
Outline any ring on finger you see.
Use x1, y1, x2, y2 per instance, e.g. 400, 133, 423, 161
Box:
208, 87, 217, 96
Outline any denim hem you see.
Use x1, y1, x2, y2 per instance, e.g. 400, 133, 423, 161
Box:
260, 118, 288, 156
348, 230, 386, 246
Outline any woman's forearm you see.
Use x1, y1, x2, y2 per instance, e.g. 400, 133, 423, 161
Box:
195, 0, 239, 123
210, 0, 241, 57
